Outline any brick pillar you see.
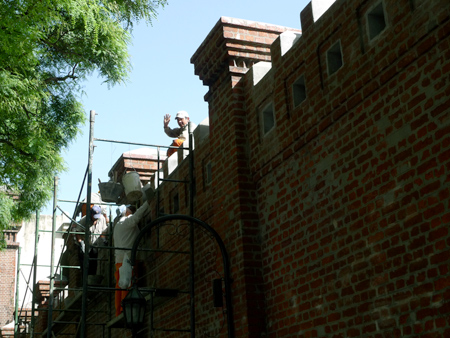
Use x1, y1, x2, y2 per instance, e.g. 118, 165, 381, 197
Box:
191, 17, 300, 337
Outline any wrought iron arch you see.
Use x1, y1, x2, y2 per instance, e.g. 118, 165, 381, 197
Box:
130, 214, 234, 337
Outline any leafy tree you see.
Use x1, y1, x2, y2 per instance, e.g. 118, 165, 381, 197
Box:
0, 0, 167, 245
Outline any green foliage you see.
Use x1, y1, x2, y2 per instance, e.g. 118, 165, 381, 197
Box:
0, 0, 167, 236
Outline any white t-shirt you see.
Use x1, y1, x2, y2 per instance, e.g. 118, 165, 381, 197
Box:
113, 203, 150, 264
164, 121, 197, 141
74, 215, 108, 245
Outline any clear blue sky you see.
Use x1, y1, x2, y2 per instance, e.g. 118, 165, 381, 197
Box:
42, 0, 310, 216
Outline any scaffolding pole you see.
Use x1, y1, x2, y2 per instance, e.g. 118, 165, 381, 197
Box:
188, 123, 195, 337
14, 247, 21, 338
30, 210, 39, 338
80, 110, 96, 338
47, 176, 59, 338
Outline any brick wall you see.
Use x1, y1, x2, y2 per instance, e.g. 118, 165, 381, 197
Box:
104, 0, 449, 336
31, 0, 450, 336
0, 231, 19, 328
188, 0, 450, 336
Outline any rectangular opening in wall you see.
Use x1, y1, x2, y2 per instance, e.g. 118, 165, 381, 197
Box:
293, 76, 306, 107
173, 192, 179, 213
327, 41, 343, 76
261, 103, 275, 135
367, 2, 386, 40
204, 161, 212, 189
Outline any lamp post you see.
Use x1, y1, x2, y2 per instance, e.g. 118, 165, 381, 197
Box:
122, 285, 146, 337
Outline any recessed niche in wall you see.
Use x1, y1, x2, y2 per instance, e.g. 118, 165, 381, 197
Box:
367, 2, 387, 40
261, 102, 275, 135
205, 161, 212, 187
327, 41, 343, 76
173, 192, 179, 213
292, 76, 306, 107
202, 159, 212, 191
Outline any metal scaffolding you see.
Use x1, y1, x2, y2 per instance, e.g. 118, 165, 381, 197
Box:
14, 110, 234, 338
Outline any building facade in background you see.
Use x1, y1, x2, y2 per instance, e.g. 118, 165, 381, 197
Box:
0, 229, 19, 331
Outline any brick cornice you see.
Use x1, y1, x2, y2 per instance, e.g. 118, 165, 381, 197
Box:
191, 16, 297, 88
3, 229, 20, 247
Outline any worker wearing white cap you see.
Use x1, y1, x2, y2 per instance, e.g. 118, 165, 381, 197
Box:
163, 111, 197, 157
113, 201, 150, 316
74, 205, 108, 278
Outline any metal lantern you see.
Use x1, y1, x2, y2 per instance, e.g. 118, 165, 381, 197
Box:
122, 285, 146, 335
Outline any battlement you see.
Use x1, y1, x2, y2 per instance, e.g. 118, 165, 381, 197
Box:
186, 0, 450, 336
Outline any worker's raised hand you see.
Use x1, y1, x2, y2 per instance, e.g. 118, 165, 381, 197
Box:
164, 114, 171, 128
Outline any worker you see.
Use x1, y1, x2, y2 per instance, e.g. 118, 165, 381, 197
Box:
101, 205, 110, 225
113, 205, 127, 227
113, 201, 150, 316
74, 205, 108, 278
163, 111, 197, 157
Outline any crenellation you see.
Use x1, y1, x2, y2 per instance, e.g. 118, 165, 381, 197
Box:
279, 31, 303, 57
311, 0, 338, 22
300, 2, 315, 33
252, 61, 272, 86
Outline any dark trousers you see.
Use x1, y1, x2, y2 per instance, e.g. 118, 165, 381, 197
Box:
78, 246, 98, 276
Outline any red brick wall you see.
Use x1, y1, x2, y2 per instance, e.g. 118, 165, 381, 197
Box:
33, 0, 450, 336
189, 0, 450, 336
0, 231, 19, 328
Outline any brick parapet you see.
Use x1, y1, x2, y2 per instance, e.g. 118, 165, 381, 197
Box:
246, 1, 449, 337
189, 0, 450, 336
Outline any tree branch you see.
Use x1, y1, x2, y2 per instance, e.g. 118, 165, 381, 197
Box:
44, 62, 79, 83
0, 139, 35, 159
44, 74, 78, 83
23, 105, 37, 119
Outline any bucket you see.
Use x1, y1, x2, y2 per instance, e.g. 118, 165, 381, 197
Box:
98, 181, 123, 203
122, 172, 143, 202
